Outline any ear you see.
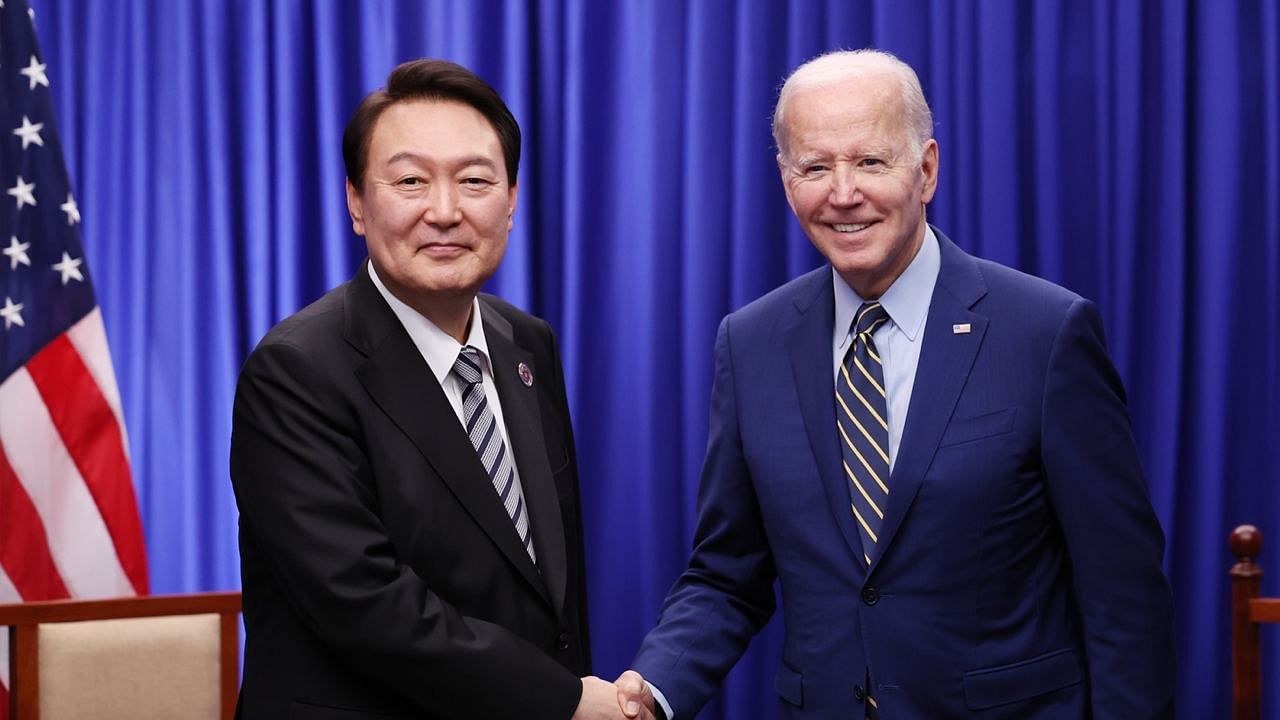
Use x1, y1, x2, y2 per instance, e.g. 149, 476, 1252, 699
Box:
777, 153, 799, 216
345, 179, 366, 236
919, 139, 940, 204
506, 182, 519, 232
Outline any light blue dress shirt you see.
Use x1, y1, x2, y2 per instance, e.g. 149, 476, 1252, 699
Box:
832, 226, 940, 470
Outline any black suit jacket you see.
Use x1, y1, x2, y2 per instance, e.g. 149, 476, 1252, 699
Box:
230, 263, 590, 719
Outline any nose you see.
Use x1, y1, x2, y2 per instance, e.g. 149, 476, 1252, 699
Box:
423, 183, 462, 228
829, 164, 862, 207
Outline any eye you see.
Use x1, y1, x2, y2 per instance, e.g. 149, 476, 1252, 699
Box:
859, 157, 884, 168
461, 177, 493, 186
397, 176, 425, 187
803, 164, 829, 175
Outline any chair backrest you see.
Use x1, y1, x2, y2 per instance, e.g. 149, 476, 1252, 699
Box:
1229, 525, 1280, 720
0, 592, 241, 720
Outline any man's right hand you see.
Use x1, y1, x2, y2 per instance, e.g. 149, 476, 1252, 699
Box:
614, 670, 658, 719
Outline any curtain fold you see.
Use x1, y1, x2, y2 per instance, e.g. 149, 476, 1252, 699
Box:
30, 1, 1279, 716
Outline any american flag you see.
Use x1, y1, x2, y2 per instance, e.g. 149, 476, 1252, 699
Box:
0, 0, 149, 712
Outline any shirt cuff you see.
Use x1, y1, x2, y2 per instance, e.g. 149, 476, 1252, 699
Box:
647, 680, 674, 720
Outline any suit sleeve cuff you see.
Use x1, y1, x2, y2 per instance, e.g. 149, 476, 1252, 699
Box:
647, 681, 674, 720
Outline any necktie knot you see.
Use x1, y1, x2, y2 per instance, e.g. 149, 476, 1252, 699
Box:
853, 302, 889, 338
453, 346, 483, 386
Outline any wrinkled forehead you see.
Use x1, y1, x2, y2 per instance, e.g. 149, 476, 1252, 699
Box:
779, 76, 909, 158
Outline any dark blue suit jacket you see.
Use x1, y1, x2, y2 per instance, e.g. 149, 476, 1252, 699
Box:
633, 230, 1174, 719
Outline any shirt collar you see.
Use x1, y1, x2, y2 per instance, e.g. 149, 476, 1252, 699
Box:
367, 262, 492, 384
833, 225, 941, 349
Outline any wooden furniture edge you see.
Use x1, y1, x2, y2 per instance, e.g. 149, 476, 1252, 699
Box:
0, 592, 240, 625
1252, 598, 1280, 623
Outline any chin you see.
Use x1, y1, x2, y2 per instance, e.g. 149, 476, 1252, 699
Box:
829, 252, 882, 276
424, 279, 484, 297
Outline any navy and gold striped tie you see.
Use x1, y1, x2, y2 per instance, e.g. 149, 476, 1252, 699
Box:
835, 302, 891, 567
454, 346, 536, 564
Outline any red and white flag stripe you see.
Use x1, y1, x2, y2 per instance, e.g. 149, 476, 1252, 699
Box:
0, 309, 147, 696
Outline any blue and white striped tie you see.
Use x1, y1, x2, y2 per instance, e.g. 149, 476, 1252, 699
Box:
835, 302, 891, 567
453, 346, 536, 564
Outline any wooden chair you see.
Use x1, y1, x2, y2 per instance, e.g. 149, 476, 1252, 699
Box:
1230, 525, 1280, 719
0, 592, 241, 720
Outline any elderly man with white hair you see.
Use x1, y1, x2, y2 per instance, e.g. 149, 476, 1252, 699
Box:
615, 49, 1175, 720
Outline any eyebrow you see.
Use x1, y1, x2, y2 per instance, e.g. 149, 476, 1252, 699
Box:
384, 152, 498, 171
790, 145, 898, 168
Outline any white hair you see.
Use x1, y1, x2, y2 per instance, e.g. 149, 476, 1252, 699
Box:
772, 49, 934, 160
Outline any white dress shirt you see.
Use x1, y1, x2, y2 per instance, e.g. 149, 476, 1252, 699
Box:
367, 263, 525, 495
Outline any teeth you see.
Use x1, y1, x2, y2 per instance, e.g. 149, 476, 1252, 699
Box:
832, 222, 871, 233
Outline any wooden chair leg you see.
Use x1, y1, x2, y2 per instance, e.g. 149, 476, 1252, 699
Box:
1230, 525, 1263, 720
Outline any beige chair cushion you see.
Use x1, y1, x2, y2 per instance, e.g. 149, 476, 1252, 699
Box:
37, 613, 220, 720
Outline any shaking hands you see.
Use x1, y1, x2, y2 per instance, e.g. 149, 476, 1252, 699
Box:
571, 670, 658, 720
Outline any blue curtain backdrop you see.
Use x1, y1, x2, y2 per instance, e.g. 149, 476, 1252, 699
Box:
27, 0, 1279, 716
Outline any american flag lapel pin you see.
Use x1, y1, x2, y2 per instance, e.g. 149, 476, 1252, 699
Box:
952, 323, 971, 335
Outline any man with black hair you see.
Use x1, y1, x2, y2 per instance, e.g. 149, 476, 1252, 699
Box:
231, 59, 622, 719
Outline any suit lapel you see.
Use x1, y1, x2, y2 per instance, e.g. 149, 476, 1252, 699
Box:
787, 269, 867, 571
872, 231, 989, 567
480, 300, 568, 618
344, 267, 552, 608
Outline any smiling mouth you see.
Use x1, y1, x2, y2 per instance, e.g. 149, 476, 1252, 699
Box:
831, 222, 874, 233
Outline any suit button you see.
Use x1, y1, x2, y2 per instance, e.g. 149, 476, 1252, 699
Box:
861, 586, 879, 605
853, 684, 866, 702
557, 632, 570, 651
